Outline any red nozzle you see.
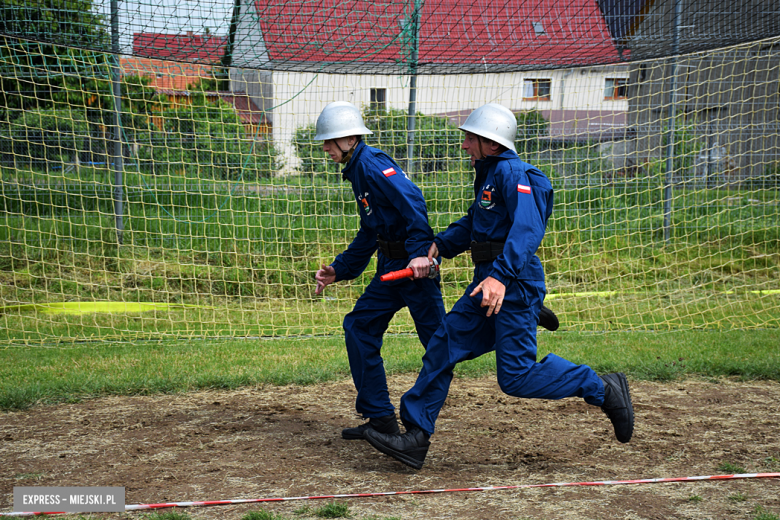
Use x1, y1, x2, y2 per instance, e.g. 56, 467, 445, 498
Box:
380, 268, 414, 282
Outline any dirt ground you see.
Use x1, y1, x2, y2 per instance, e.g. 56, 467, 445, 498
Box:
2, 376, 780, 520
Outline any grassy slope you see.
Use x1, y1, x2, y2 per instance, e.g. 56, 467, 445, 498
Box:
1, 329, 778, 411
1, 175, 777, 341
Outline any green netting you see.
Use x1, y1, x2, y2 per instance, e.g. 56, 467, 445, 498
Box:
0, 1, 778, 344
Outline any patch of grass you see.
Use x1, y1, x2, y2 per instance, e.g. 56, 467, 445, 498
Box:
314, 501, 350, 518
294, 506, 313, 516
1, 330, 779, 411
687, 495, 703, 502
545, 330, 780, 382
13, 473, 45, 480
718, 462, 748, 474
728, 492, 749, 502
763, 455, 780, 471
754, 506, 780, 520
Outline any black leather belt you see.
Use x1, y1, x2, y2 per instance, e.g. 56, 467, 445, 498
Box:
377, 237, 407, 260
470, 241, 505, 263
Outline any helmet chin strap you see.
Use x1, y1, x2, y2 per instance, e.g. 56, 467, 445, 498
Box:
476, 136, 490, 160
338, 139, 357, 164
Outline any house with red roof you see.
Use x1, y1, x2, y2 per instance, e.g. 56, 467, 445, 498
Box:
126, 34, 270, 137
226, 0, 631, 171
230, 0, 624, 73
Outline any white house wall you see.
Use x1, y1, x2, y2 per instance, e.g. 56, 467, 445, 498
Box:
271, 68, 628, 171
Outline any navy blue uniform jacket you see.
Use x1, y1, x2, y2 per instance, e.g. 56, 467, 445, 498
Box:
331, 141, 434, 281
433, 149, 553, 284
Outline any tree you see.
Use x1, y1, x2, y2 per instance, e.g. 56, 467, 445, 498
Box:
187, 71, 230, 93
0, 72, 166, 169
0, 0, 119, 169
120, 74, 169, 145
136, 91, 280, 180
0, 0, 109, 123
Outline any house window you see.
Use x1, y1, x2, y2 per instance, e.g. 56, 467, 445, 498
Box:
370, 88, 386, 111
605, 78, 628, 100
523, 79, 551, 101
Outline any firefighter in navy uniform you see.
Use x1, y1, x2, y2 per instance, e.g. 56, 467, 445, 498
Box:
362, 104, 635, 469
313, 101, 446, 439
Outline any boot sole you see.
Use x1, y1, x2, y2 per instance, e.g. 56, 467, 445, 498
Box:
612, 372, 634, 443
364, 433, 426, 470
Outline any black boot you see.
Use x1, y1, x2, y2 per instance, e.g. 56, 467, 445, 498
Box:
600, 372, 634, 443
538, 305, 560, 331
363, 426, 430, 469
341, 414, 400, 440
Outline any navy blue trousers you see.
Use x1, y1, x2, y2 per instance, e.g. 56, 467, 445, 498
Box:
344, 275, 446, 418
400, 276, 604, 436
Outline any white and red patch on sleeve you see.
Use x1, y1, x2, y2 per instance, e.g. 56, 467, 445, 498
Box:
382, 167, 397, 177
517, 184, 531, 194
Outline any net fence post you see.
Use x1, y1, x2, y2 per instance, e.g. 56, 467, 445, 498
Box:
663, 0, 682, 243
405, 1, 420, 176
111, 0, 125, 246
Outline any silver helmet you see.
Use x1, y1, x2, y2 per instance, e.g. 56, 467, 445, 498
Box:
459, 103, 517, 151
313, 101, 373, 141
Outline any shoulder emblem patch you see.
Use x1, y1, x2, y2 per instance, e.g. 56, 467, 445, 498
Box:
480, 190, 492, 207
517, 184, 531, 194
382, 167, 397, 177
359, 192, 372, 215
479, 184, 497, 210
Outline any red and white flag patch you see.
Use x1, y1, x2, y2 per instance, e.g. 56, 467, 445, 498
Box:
517, 184, 531, 194
382, 167, 397, 177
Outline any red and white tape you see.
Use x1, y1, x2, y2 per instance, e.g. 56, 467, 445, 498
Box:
3, 473, 778, 517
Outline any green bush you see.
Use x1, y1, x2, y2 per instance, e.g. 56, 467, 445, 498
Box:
655, 118, 704, 181
515, 109, 549, 155
4, 108, 91, 167
135, 90, 281, 181
293, 106, 465, 179
744, 161, 780, 190
363, 107, 464, 175
292, 121, 343, 180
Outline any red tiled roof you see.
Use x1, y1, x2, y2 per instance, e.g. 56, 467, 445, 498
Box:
253, 0, 622, 72
133, 32, 227, 64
